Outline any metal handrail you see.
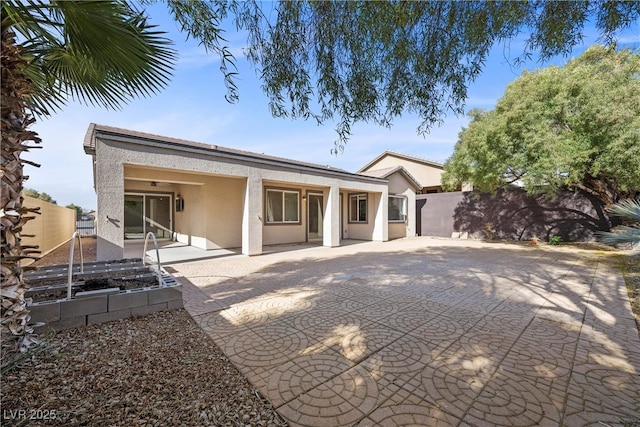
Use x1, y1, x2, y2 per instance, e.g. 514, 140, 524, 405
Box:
143, 232, 163, 287
67, 232, 84, 300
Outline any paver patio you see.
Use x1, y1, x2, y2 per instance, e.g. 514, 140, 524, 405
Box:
169, 238, 640, 427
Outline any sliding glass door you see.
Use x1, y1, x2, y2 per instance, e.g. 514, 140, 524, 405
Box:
124, 193, 172, 239
124, 195, 145, 239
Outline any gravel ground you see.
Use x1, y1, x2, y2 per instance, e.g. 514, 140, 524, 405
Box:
2, 239, 287, 427
618, 253, 640, 332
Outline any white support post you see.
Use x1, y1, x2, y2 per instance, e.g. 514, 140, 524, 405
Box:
323, 185, 340, 247
242, 173, 263, 256
372, 190, 388, 242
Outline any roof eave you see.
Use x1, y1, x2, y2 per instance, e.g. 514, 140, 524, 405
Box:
362, 166, 423, 191
358, 150, 444, 173
89, 126, 388, 185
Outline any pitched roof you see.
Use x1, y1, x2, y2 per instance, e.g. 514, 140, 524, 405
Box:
84, 123, 387, 184
360, 166, 422, 191
358, 150, 444, 173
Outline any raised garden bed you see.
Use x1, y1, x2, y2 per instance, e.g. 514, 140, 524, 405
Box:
24, 259, 182, 332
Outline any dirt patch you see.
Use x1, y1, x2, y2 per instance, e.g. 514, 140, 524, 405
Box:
28, 236, 98, 268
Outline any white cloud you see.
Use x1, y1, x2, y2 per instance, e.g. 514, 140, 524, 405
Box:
177, 45, 246, 69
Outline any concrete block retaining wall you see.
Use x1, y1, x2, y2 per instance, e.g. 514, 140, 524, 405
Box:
30, 286, 183, 332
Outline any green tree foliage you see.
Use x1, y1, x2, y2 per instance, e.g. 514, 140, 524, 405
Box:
65, 204, 83, 220
164, 0, 640, 150
442, 46, 640, 207
23, 188, 56, 204
4, 0, 176, 114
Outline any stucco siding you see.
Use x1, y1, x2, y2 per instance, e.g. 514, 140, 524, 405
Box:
346, 222, 373, 240
367, 156, 443, 189
344, 191, 376, 240
262, 183, 316, 245
204, 177, 244, 249
124, 169, 245, 250
263, 224, 306, 245
174, 184, 203, 246
388, 222, 406, 240
386, 171, 417, 238
387, 173, 411, 194
96, 142, 125, 260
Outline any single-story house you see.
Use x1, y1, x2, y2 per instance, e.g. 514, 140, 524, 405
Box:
84, 124, 423, 261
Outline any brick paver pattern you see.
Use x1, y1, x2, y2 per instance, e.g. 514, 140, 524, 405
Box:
172, 238, 640, 427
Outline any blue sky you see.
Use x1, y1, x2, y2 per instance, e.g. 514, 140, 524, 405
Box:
26, 3, 639, 210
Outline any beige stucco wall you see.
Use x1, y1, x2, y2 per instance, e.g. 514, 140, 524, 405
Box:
262, 182, 306, 246
204, 177, 244, 249
386, 171, 417, 239
124, 167, 244, 250
387, 173, 410, 194
344, 191, 376, 240
388, 222, 407, 240
174, 183, 205, 246
365, 155, 443, 189
262, 183, 343, 246
21, 195, 76, 264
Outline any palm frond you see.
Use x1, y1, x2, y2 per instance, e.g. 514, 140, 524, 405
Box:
3, 0, 176, 113
607, 198, 640, 222
597, 198, 640, 248
598, 226, 640, 246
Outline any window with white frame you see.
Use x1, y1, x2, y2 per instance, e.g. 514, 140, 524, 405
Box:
388, 195, 406, 222
266, 189, 300, 224
349, 193, 367, 223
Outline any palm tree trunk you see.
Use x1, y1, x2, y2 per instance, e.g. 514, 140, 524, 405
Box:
1, 25, 42, 356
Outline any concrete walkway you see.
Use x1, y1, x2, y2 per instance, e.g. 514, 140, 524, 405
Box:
169, 238, 640, 427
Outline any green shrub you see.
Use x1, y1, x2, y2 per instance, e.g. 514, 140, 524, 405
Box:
549, 236, 562, 245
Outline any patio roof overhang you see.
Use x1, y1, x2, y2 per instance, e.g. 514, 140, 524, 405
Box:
84, 123, 388, 186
